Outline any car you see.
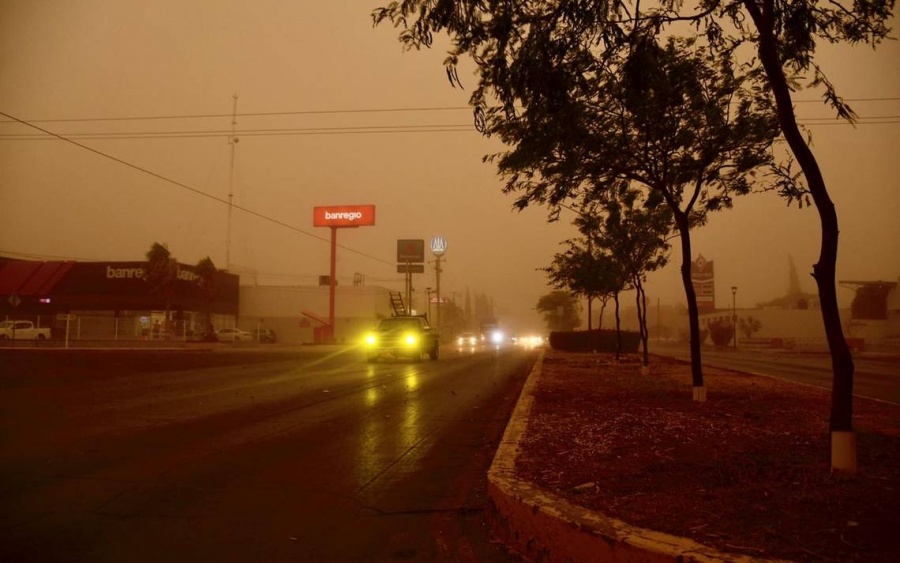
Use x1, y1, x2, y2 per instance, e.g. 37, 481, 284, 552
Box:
251, 328, 277, 343
363, 315, 439, 362
456, 332, 479, 348
0, 320, 51, 340
515, 334, 545, 348
481, 326, 506, 346
215, 328, 253, 342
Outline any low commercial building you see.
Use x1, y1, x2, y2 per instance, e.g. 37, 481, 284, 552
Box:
698, 278, 900, 352
237, 284, 394, 344
0, 258, 238, 341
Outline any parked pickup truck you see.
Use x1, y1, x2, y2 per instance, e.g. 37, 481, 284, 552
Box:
0, 320, 52, 340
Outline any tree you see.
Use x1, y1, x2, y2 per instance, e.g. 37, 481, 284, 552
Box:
376, 4, 777, 397
502, 37, 776, 395
373, 0, 893, 471
536, 291, 581, 332
584, 187, 672, 367
144, 242, 178, 334
440, 296, 467, 337
739, 316, 763, 339
543, 236, 625, 329
708, 318, 735, 347
195, 256, 219, 338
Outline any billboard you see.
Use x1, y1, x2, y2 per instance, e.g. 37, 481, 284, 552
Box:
691, 254, 716, 312
397, 239, 425, 263
313, 205, 376, 227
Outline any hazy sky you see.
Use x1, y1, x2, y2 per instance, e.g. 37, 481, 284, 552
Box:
1, 1, 898, 331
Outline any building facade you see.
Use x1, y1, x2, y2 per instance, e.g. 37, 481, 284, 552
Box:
0, 258, 239, 341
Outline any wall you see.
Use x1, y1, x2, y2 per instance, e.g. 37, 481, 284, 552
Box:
238, 285, 394, 344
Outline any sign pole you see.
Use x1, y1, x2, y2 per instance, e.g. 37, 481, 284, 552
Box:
329, 226, 337, 342
405, 261, 412, 315
313, 205, 376, 343
435, 254, 442, 333
429, 236, 448, 337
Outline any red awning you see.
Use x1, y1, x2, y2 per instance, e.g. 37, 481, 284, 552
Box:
0, 260, 73, 296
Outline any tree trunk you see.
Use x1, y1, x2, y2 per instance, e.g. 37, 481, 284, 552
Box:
587, 295, 593, 331
635, 277, 649, 367
675, 212, 704, 393
745, 0, 856, 471
640, 280, 650, 367
614, 291, 622, 361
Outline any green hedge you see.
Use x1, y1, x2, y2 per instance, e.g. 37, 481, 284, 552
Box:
549, 329, 641, 353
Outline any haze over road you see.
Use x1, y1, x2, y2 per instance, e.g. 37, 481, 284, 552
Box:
0, 346, 536, 562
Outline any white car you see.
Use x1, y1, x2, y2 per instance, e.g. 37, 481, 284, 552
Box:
215, 328, 253, 342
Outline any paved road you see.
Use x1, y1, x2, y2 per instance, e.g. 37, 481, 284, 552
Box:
651, 343, 900, 404
0, 345, 537, 562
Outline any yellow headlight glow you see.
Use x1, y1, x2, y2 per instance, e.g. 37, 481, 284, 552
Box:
365, 333, 377, 346
404, 333, 418, 346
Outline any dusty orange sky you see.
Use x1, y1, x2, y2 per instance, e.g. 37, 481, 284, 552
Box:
1, 1, 898, 330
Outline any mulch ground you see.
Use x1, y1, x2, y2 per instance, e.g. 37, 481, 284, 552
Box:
515, 350, 900, 562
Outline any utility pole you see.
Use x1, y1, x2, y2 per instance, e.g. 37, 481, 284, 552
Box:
429, 236, 448, 337
225, 93, 238, 270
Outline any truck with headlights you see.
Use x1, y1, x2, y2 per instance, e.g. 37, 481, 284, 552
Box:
364, 315, 439, 362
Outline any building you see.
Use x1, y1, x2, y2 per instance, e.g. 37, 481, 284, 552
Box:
840, 279, 900, 350
0, 258, 238, 341
697, 275, 900, 352
237, 284, 395, 344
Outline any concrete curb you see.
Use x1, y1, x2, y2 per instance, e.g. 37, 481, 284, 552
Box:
486, 350, 790, 563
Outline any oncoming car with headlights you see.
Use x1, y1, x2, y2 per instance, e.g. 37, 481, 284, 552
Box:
363, 315, 439, 362
456, 332, 478, 348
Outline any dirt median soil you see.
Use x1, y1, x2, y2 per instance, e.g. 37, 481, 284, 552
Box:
515, 350, 900, 562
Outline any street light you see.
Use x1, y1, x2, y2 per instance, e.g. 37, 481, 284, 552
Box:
731, 286, 738, 349
426, 287, 433, 322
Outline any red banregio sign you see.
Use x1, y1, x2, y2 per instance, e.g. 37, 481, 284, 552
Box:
313, 205, 376, 227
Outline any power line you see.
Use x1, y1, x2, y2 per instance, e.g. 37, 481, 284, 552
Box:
0, 124, 477, 141
793, 96, 900, 104
3, 116, 897, 142
0, 97, 897, 124
0, 110, 397, 268
0, 106, 474, 124
804, 119, 900, 126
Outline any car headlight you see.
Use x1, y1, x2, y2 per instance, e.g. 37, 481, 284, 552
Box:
404, 333, 418, 346
365, 333, 377, 347
491, 330, 504, 344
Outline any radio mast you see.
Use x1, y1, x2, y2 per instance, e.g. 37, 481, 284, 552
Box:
225, 93, 238, 270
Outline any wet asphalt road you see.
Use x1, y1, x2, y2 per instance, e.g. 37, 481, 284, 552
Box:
652, 343, 900, 404
0, 345, 538, 562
